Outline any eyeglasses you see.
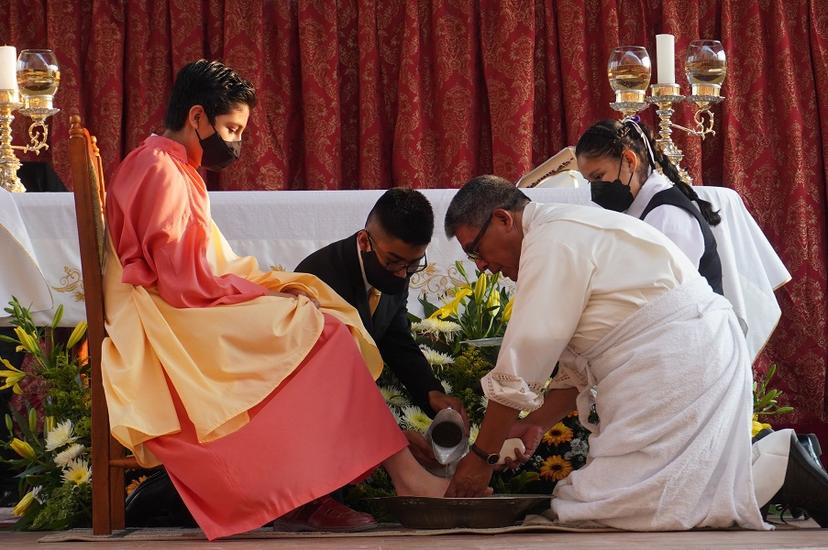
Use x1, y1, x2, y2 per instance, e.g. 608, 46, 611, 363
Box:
464, 196, 522, 262
465, 213, 494, 262
365, 231, 429, 274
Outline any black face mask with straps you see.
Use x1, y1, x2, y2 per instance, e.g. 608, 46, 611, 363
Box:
590, 158, 635, 212
360, 250, 410, 294
196, 125, 241, 171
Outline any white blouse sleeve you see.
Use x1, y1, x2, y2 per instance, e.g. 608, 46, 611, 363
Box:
643, 205, 705, 268
481, 233, 595, 411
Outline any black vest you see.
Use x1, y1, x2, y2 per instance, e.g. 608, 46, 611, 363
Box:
640, 186, 724, 295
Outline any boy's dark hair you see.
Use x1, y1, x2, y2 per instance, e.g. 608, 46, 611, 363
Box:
164, 59, 256, 131
366, 188, 434, 246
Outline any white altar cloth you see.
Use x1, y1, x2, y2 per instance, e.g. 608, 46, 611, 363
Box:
0, 189, 52, 320
3, 186, 788, 362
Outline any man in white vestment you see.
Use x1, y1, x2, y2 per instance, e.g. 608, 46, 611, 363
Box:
442, 175, 768, 530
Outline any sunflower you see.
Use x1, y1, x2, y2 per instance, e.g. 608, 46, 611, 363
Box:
539, 455, 573, 481
126, 475, 148, 497
543, 422, 574, 445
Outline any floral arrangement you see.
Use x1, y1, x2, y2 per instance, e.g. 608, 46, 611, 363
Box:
0, 298, 92, 530
345, 262, 591, 514
752, 363, 794, 437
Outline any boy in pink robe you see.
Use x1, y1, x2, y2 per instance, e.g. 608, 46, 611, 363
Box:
103, 60, 447, 540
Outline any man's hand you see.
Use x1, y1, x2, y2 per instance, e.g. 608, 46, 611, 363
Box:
427, 391, 469, 431
500, 422, 544, 471
445, 453, 494, 497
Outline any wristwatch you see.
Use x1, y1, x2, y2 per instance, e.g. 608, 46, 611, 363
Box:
470, 443, 500, 466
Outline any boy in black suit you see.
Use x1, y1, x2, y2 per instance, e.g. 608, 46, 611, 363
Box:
286, 188, 468, 531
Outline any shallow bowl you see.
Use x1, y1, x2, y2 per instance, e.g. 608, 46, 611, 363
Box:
371, 494, 550, 529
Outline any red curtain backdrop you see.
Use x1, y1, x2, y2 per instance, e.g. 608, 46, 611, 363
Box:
2, 1, 826, 433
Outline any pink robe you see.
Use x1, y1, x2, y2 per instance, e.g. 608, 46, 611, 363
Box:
103, 135, 406, 540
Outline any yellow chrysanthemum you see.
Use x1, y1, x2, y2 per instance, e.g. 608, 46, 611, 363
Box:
539, 455, 573, 481
543, 422, 574, 445
46, 419, 77, 451
402, 406, 432, 433
62, 458, 91, 485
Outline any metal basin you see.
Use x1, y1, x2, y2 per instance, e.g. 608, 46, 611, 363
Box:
371, 494, 550, 529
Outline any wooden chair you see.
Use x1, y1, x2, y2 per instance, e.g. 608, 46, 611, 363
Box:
68, 115, 138, 535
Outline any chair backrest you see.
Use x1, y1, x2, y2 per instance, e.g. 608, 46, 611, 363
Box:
67, 115, 113, 526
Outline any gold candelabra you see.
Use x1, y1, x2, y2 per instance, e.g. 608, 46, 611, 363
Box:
608, 39, 726, 184
0, 48, 61, 193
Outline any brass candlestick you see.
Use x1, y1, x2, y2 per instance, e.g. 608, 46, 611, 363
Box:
0, 48, 61, 193
608, 39, 727, 185
0, 89, 25, 192
646, 83, 693, 184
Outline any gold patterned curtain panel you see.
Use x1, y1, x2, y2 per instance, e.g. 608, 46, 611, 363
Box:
2, 0, 826, 435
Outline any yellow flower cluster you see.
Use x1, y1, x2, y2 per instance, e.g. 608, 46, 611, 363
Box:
0, 357, 26, 395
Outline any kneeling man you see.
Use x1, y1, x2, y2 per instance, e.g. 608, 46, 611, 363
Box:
443, 175, 767, 530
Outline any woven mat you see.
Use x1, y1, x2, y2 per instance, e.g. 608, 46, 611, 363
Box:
37, 516, 615, 542
37, 514, 819, 543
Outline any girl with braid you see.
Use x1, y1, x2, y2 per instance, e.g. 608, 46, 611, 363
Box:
576, 119, 723, 295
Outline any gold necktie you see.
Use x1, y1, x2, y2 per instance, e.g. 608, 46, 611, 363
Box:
368, 288, 382, 316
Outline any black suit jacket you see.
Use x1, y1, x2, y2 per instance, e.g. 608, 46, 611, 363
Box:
295, 233, 443, 414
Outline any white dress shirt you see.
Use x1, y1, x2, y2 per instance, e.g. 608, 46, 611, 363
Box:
625, 171, 705, 268
481, 201, 700, 411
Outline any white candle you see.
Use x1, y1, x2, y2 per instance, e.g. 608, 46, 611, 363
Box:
0, 46, 17, 90
656, 34, 675, 84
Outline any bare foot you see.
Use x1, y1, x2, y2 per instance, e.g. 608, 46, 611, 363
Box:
393, 466, 450, 497
383, 448, 451, 497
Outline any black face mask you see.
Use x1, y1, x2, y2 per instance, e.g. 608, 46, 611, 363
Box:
590, 158, 635, 212
361, 250, 410, 294
196, 125, 241, 172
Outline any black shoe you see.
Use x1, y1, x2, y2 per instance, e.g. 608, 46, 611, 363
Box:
798, 433, 826, 473
768, 432, 828, 527
125, 469, 196, 527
